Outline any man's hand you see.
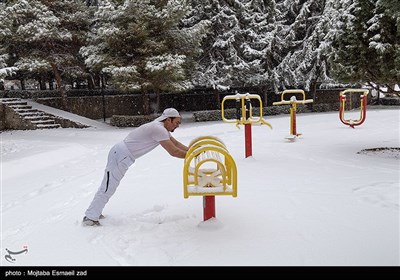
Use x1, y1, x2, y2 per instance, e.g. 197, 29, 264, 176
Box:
160, 139, 187, 158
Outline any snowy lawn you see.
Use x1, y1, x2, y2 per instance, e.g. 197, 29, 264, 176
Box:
1, 108, 399, 266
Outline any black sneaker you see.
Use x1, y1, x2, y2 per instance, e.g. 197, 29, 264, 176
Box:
82, 216, 101, 226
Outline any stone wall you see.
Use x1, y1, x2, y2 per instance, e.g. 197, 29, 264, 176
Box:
110, 115, 158, 127
1, 88, 372, 121
0, 101, 89, 131
381, 97, 400, 105
36, 95, 143, 120
0, 105, 34, 130
34, 92, 225, 120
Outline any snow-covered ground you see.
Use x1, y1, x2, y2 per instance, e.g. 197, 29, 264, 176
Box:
1, 108, 399, 266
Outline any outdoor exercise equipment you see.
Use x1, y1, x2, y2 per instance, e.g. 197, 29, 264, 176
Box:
273, 89, 313, 141
339, 89, 369, 128
183, 136, 237, 221
221, 93, 272, 158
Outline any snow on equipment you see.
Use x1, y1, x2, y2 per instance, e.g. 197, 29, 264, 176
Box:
339, 89, 369, 128
273, 89, 313, 141
221, 93, 272, 158
183, 136, 237, 221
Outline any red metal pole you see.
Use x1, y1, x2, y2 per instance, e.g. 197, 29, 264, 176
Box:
245, 123, 252, 158
203, 196, 216, 221
359, 95, 367, 125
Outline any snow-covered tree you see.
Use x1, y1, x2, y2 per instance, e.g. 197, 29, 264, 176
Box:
82, 0, 208, 114
0, 50, 17, 81
240, 0, 280, 91
330, 0, 399, 91
185, 0, 261, 89
379, 0, 400, 17
185, 0, 345, 94
0, 2, 17, 83
271, 0, 338, 94
367, 0, 400, 89
0, 0, 90, 108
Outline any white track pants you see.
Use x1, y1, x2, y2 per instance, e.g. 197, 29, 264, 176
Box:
85, 141, 135, 221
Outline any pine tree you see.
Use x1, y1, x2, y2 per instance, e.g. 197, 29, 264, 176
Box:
186, 0, 259, 89
330, 0, 399, 92
82, 0, 208, 114
320, 0, 352, 87
379, 0, 400, 17
0, 49, 17, 81
367, 0, 400, 90
272, 0, 334, 94
0, 2, 17, 81
330, 0, 377, 84
241, 0, 280, 91
0, 0, 90, 108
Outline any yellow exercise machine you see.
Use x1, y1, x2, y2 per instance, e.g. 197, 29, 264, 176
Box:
273, 89, 313, 141
183, 136, 237, 221
221, 93, 272, 128
221, 93, 272, 157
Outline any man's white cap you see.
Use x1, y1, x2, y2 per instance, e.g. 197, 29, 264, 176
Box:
154, 108, 181, 122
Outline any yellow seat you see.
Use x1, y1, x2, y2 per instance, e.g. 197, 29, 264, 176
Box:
183, 136, 237, 198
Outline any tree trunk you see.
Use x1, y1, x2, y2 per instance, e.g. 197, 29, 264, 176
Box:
48, 79, 54, 90
214, 90, 220, 110
142, 86, 150, 115
94, 74, 101, 89
155, 88, 161, 113
376, 84, 381, 105
39, 77, 46, 90
388, 83, 396, 95
101, 74, 106, 122
20, 79, 26, 90
87, 77, 94, 89
101, 74, 106, 90
50, 62, 68, 110
259, 85, 267, 107
310, 81, 317, 111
